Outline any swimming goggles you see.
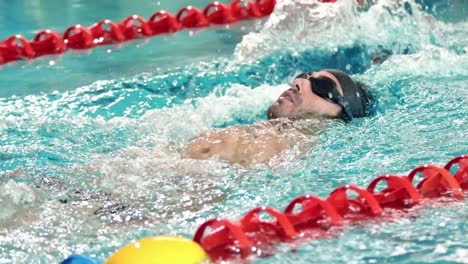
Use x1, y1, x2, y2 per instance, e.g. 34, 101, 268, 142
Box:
295, 72, 353, 122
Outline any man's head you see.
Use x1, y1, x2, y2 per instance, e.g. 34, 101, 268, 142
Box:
267, 69, 374, 122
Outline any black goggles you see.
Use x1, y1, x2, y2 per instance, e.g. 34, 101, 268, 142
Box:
295, 72, 353, 122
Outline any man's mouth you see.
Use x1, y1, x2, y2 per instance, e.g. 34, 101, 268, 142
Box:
278, 90, 296, 105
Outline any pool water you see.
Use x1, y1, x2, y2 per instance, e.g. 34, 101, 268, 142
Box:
0, 0, 467, 263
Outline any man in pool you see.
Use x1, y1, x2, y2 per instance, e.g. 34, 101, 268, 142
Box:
184, 69, 374, 166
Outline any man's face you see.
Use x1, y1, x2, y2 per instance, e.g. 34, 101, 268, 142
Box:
267, 75, 343, 119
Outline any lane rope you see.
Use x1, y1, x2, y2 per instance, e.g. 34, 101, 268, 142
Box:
0, 0, 277, 66
61, 154, 468, 263
0, 0, 365, 66
194, 155, 468, 261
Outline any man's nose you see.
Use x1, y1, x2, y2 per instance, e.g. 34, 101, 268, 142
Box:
291, 82, 301, 93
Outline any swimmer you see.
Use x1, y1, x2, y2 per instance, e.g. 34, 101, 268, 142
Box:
184, 69, 375, 166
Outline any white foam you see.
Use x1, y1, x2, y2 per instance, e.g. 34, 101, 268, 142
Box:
139, 83, 286, 139
233, 0, 461, 62
362, 45, 468, 85
80, 83, 288, 189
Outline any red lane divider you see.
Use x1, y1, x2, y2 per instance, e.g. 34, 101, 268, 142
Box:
194, 155, 468, 261
0, 35, 35, 62
0, 0, 277, 66
446, 156, 468, 189
193, 218, 253, 261
63, 25, 94, 50
367, 174, 421, 208
31, 30, 66, 57
89, 20, 126, 45
0, 0, 369, 66
148, 11, 180, 35
204, 2, 236, 24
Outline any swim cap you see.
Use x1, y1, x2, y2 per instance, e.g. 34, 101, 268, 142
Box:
296, 69, 375, 122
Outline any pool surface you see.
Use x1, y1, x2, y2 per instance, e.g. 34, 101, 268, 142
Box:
0, 0, 467, 263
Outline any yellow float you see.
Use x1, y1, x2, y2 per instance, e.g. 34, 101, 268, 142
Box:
106, 235, 208, 264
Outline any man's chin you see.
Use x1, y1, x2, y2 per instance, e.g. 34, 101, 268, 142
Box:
268, 109, 299, 120
268, 99, 306, 118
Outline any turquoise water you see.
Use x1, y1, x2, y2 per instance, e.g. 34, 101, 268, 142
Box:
1, 0, 467, 263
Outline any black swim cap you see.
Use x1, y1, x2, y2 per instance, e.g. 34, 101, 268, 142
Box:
296, 69, 375, 122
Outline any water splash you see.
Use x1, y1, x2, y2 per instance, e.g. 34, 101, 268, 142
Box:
0, 0, 467, 263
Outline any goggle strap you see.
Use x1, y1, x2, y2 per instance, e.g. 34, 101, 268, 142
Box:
307, 76, 353, 122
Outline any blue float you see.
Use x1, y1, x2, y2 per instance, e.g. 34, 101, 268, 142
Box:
61, 255, 101, 264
